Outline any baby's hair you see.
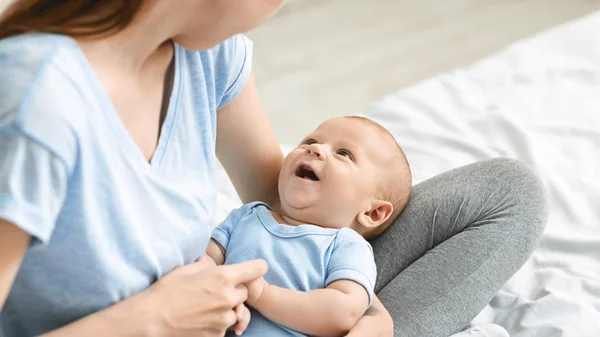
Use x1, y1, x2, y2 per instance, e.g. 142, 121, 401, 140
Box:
344, 116, 412, 238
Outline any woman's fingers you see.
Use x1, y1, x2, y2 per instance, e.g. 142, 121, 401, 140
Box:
222, 284, 249, 310
232, 303, 251, 335
216, 309, 238, 331
147, 258, 268, 336
197, 254, 217, 267
177, 259, 266, 310
174, 255, 217, 276
220, 259, 268, 285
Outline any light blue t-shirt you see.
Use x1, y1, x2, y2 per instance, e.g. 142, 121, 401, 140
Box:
211, 202, 377, 337
0, 33, 253, 336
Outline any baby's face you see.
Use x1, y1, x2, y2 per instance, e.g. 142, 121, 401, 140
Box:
278, 117, 394, 229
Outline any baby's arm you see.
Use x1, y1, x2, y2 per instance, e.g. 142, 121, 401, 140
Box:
247, 278, 369, 337
206, 239, 226, 265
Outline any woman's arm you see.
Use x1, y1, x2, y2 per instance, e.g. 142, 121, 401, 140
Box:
247, 278, 369, 337
1, 220, 149, 336
0, 219, 29, 307
216, 72, 283, 207
1, 219, 266, 337
41, 259, 267, 337
41, 292, 157, 337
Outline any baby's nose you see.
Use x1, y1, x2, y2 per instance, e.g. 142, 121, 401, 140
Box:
307, 144, 326, 160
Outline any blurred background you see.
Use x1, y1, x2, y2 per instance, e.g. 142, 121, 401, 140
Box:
249, 0, 600, 144
2, 0, 599, 144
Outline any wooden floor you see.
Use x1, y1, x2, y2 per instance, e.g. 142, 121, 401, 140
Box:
248, 0, 600, 144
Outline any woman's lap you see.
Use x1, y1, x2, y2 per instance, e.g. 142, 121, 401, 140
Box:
371, 158, 549, 337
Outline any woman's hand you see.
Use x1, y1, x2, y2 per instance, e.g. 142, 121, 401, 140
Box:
144, 257, 268, 336
345, 296, 393, 337
40, 257, 266, 337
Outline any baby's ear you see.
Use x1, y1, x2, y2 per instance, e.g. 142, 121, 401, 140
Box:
357, 200, 393, 229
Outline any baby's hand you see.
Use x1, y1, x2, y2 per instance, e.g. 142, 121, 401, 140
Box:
245, 276, 267, 308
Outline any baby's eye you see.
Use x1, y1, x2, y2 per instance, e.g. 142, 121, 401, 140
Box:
304, 139, 318, 145
337, 149, 354, 161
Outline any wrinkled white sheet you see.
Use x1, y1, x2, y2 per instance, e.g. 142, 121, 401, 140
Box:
216, 11, 600, 337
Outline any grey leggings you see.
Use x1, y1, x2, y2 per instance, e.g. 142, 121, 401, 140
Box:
372, 158, 549, 337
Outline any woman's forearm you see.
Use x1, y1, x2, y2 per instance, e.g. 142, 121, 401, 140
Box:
41, 259, 268, 337
216, 74, 284, 208
41, 291, 157, 337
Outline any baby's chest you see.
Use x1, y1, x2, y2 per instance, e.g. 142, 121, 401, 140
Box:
225, 231, 335, 291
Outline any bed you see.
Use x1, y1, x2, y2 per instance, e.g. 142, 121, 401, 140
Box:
216, 11, 600, 337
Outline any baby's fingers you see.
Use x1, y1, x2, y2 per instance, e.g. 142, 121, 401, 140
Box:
232, 303, 251, 336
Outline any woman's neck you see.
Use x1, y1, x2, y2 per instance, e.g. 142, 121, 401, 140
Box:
75, 2, 177, 76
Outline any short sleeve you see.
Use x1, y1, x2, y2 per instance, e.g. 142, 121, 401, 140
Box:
0, 42, 79, 245
211, 203, 250, 253
0, 134, 69, 245
326, 228, 377, 306
215, 34, 254, 110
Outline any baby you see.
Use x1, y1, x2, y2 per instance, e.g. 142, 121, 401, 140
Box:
207, 116, 412, 337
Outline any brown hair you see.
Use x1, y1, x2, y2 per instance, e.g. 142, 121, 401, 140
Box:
345, 116, 412, 238
0, 0, 144, 40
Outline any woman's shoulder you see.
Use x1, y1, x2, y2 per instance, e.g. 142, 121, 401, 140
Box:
0, 33, 88, 164
0, 33, 86, 128
0, 33, 79, 80
0, 32, 72, 52
179, 34, 251, 65
178, 34, 253, 110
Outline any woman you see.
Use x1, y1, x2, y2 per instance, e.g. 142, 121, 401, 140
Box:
0, 1, 548, 336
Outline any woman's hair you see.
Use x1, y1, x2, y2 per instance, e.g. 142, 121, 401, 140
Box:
0, 0, 144, 40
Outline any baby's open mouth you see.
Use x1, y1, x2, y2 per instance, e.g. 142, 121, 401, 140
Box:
295, 164, 319, 181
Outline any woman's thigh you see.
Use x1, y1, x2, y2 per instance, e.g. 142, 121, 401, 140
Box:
371, 158, 548, 337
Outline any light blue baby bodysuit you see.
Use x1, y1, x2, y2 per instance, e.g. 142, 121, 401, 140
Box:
211, 202, 377, 337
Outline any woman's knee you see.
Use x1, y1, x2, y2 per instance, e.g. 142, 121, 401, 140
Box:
481, 157, 549, 246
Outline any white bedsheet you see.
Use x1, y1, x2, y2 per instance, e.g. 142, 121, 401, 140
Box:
216, 11, 600, 337
363, 11, 600, 337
